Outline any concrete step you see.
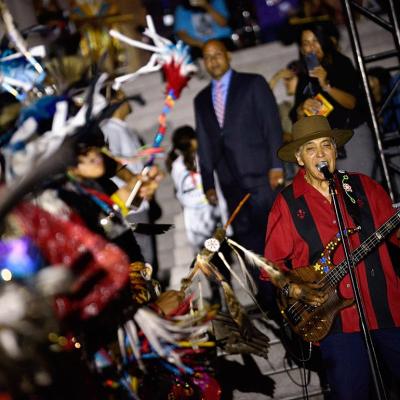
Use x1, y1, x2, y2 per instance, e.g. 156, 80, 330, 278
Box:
224, 343, 324, 400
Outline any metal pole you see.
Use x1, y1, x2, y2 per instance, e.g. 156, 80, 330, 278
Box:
364, 49, 399, 63
350, 1, 393, 32
342, 0, 395, 201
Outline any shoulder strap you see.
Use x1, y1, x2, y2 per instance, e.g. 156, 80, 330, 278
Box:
336, 171, 394, 327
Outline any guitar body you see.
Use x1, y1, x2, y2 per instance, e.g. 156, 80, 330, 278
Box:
277, 264, 354, 342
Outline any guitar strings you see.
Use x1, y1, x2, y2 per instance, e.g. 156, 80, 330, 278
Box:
286, 219, 397, 320
284, 213, 399, 321
287, 218, 395, 318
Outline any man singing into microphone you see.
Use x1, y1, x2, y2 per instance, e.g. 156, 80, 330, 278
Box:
263, 115, 400, 399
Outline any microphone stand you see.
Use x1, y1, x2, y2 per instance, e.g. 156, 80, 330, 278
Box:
326, 172, 387, 400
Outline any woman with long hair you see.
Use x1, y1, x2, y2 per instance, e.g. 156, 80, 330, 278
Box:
291, 23, 377, 177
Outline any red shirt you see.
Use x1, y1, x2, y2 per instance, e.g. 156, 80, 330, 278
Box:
264, 168, 400, 333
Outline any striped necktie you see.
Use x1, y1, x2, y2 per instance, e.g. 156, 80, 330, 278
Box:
214, 80, 225, 128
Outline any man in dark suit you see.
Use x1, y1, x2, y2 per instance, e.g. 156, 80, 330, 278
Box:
194, 39, 284, 254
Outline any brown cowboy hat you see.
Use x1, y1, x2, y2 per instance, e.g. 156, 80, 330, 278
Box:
277, 115, 353, 162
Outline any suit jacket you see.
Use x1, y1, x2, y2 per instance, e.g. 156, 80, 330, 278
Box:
194, 70, 283, 194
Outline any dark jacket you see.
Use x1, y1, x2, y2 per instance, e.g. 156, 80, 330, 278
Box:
194, 70, 283, 193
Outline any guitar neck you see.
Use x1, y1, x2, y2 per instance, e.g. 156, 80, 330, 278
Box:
327, 210, 400, 285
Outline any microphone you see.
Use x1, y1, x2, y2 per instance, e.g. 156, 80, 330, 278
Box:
316, 161, 334, 180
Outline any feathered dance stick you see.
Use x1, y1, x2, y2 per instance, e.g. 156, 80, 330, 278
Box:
180, 195, 262, 341
110, 15, 196, 88
220, 193, 292, 295
226, 238, 290, 291
179, 192, 293, 358
183, 227, 257, 339
110, 15, 197, 209
0, 0, 44, 75
181, 194, 258, 305
0, 1, 45, 99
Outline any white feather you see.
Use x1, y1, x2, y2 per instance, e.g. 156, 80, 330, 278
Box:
109, 29, 161, 53
134, 308, 183, 368
133, 306, 212, 371
117, 326, 127, 363
228, 246, 258, 294
227, 238, 283, 280
125, 320, 145, 371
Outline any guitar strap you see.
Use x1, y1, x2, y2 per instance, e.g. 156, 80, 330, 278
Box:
336, 171, 395, 327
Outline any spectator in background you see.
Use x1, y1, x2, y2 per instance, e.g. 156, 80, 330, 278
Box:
269, 60, 303, 182
166, 125, 225, 253
167, 125, 232, 303
174, 0, 233, 59
300, 0, 345, 25
100, 88, 162, 277
251, 0, 299, 43
368, 67, 400, 193
368, 67, 400, 134
141, 0, 179, 41
194, 39, 283, 256
290, 23, 377, 177
34, 0, 82, 59
270, 60, 302, 136
225, 0, 261, 48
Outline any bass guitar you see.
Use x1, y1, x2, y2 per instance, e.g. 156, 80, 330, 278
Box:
277, 209, 400, 342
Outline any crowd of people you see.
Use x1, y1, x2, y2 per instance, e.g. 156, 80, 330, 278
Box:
161, 0, 350, 58
34, 0, 353, 65
0, 1, 400, 400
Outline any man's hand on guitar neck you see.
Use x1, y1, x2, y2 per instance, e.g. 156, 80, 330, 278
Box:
286, 281, 328, 307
